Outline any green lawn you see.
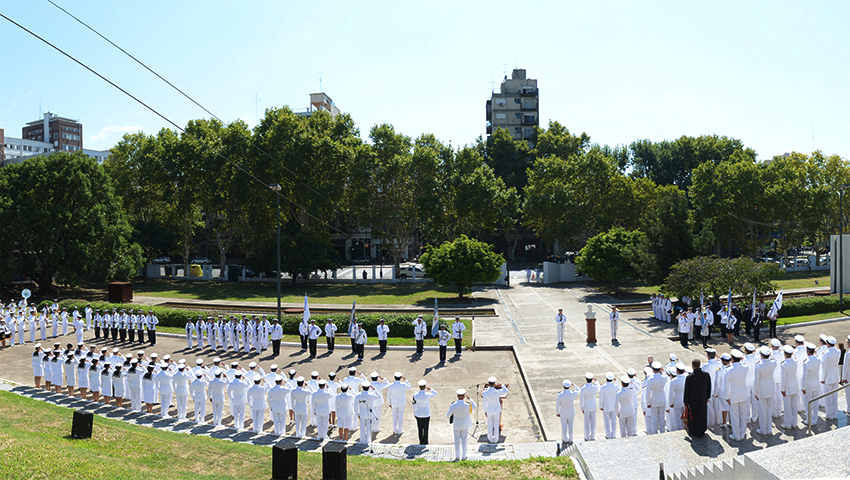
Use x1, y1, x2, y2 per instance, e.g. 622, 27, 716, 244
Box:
778, 310, 847, 326
0, 390, 576, 480
584, 269, 830, 299
158, 319, 475, 348
132, 280, 472, 306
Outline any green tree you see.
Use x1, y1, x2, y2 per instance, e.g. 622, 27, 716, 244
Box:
575, 227, 647, 294
420, 235, 504, 299
639, 185, 695, 283
662, 256, 780, 299
245, 218, 338, 284
0, 152, 142, 293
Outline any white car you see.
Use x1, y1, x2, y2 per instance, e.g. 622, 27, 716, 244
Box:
397, 264, 427, 279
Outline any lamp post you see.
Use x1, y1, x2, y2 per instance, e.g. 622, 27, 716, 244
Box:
270, 184, 282, 321
840, 184, 850, 313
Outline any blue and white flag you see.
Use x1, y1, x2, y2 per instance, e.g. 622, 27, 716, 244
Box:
768, 290, 783, 318
750, 288, 757, 323
348, 300, 357, 337
727, 288, 733, 316
302, 295, 310, 326
431, 298, 440, 337
699, 290, 704, 317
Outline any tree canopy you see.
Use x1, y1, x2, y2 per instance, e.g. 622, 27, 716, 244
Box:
420, 235, 504, 298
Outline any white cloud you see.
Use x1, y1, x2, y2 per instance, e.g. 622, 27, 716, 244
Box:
89, 125, 141, 143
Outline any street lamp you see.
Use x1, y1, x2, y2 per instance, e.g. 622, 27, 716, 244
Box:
839, 184, 850, 313
270, 184, 282, 321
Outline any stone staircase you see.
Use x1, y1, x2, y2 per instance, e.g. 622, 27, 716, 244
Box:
667, 455, 774, 480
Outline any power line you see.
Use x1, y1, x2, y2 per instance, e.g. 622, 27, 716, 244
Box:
0, 11, 357, 244
45, 0, 345, 216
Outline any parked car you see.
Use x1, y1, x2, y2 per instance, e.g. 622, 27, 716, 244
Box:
351, 256, 371, 265
397, 264, 427, 279
191, 257, 213, 265
151, 256, 170, 264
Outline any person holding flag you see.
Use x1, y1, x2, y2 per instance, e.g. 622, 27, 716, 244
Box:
767, 290, 783, 339
300, 296, 311, 352
348, 300, 357, 352
413, 315, 427, 356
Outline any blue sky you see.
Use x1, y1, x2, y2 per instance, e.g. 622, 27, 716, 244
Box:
1, 1, 848, 160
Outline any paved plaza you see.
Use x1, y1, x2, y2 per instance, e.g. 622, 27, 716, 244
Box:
2, 277, 849, 474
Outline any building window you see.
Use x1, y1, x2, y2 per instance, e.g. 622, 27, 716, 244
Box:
495, 113, 506, 120
495, 98, 506, 107
514, 98, 521, 104
514, 113, 521, 119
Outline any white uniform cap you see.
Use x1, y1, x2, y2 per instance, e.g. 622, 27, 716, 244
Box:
328, 372, 336, 378
605, 372, 614, 381
270, 364, 278, 370
488, 376, 497, 384
213, 357, 222, 363
651, 361, 662, 370
112, 348, 120, 353
669, 353, 677, 361
770, 339, 781, 347
805, 342, 816, 350
394, 372, 403, 378
620, 375, 630, 384
163, 354, 171, 361
585, 372, 595, 380
34, 343, 41, 348
150, 353, 158, 358
794, 335, 805, 343
362, 382, 372, 390
685, 367, 693, 374
563, 379, 572, 388
667, 367, 676, 376
231, 362, 239, 367
130, 359, 138, 364
196, 372, 203, 377
744, 343, 755, 352
626, 368, 636, 376
248, 362, 257, 368
644, 367, 653, 376
138, 351, 145, 356
318, 380, 327, 386
290, 369, 297, 375
348, 367, 357, 373
731, 350, 744, 359
371, 372, 379, 378
296, 376, 305, 382
212, 367, 222, 375
177, 365, 185, 370
827, 336, 836, 345
782, 345, 794, 354
819, 334, 828, 342
274, 374, 284, 382
234, 371, 242, 377
456, 388, 466, 396
721, 353, 732, 361
705, 348, 716, 354
676, 362, 686, 371
100, 347, 108, 352
311, 371, 319, 377
759, 346, 771, 356
418, 380, 427, 386
253, 373, 263, 382
196, 359, 204, 365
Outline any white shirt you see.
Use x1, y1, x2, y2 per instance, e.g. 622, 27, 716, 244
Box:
376, 323, 389, 340
555, 388, 579, 417
412, 388, 438, 418
386, 379, 411, 408
452, 321, 466, 339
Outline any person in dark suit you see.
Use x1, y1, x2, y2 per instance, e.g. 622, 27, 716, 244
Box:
683, 359, 712, 437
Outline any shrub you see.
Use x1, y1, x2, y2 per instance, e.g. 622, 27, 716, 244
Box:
778, 295, 844, 318
47, 300, 447, 338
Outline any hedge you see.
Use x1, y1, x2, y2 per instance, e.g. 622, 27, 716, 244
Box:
46, 300, 456, 338
778, 295, 845, 318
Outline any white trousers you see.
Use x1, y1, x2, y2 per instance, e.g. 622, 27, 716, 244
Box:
251, 409, 264, 432
232, 403, 245, 430
649, 406, 666, 434
583, 411, 596, 440
487, 412, 500, 443
295, 413, 309, 437
729, 401, 748, 439
783, 393, 798, 428
372, 410, 382, 432
358, 415, 372, 444
669, 406, 684, 431
453, 428, 469, 460
556, 323, 564, 344
130, 388, 142, 411
187, 335, 193, 349
619, 414, 635, 437
176, 394, 189, 420
757, 396, 773, 434
391, 406, 404, 434
194, 396, 206, 423
316, 414, 329, 439
272, 411, 287, 435
610, 320, 618, 340
602, 410, 617, 438
559, 415, 574, 443
160, 392, 173, 418
823, 382, 839, 418
212, 401, 224, 425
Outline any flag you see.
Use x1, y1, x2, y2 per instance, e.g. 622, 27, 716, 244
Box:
431, 297, 440, 337
750, 288, 757, 323
348, 300, 356, 337
768, 289, 783, 318
302, 295, 310, 326
699, 291, 704, 318
727, 288, 733, 316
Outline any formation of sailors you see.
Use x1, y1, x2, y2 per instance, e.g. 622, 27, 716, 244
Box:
553, 335, 850, 446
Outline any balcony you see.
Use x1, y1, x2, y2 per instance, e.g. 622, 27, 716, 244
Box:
521, 116, 538, 126
519, 88, 538, 96
520, 101, 536, 111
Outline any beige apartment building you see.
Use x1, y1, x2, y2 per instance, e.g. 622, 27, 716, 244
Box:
485, 68, 539, 144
